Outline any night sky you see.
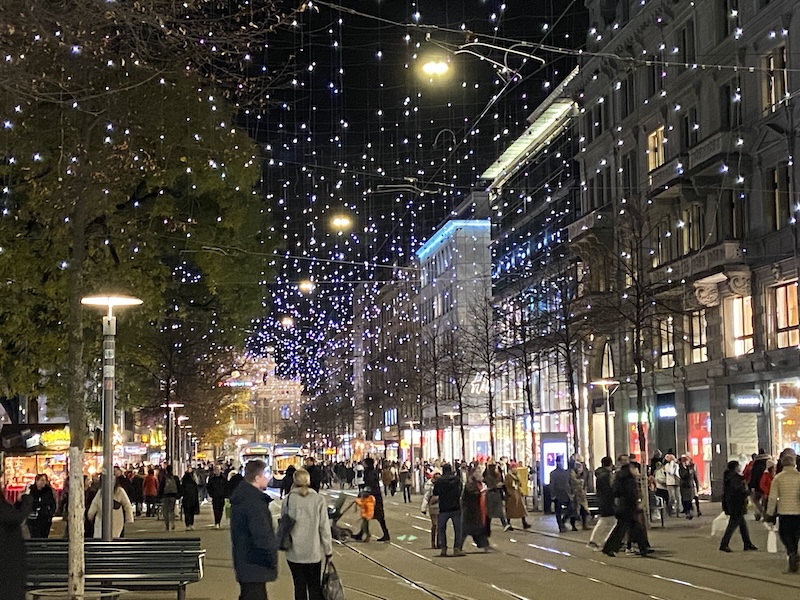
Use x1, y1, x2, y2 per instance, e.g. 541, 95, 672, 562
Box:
247, 0, 589, 389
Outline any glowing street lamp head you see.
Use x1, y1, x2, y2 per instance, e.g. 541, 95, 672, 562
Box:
281, 316, 295, 329
422, 60, 449, 76
298, 279, 316, 293
331, 215, 352, 230
81, 294, 143, 316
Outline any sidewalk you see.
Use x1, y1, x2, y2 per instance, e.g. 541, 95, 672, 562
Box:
523, 500, 800, 585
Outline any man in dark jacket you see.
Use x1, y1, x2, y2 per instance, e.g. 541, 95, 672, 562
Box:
358, 457, 390, 542
549, 458, 571, 533
720, 460, 758, 552
433, 463, 465, 557
230, 459, 277, 600
588, 456, 615, 549
747, 451, 770, 521
602, 462, 652, 556
207, 464, 227, 529
304, 457, 323, 493
0, 475, 33, 600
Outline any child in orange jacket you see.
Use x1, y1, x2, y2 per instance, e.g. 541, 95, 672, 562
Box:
354, 490, 375, 542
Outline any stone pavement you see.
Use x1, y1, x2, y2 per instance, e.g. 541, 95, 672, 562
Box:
63, 489, 800, 600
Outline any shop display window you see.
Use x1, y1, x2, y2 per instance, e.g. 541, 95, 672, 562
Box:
770, 381, 800, 454
687, 412, 711, 491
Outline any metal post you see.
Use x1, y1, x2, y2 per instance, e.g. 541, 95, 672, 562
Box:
101, 313, 116, 541
604, 388, 611, 460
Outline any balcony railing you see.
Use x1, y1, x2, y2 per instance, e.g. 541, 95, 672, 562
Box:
688, 132, 739, 172
648, 156, 685, 193
567, 207, 612, 241
651, 240, 744, 283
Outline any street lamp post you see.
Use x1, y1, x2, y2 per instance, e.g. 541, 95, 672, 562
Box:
591, 379, 619, 461
81, 294, 142, 541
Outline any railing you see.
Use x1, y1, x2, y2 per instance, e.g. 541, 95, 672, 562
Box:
648, 156, 685, 191
651, 241, 744, 281
688, 132, 738, 171
567, 207, 612, 240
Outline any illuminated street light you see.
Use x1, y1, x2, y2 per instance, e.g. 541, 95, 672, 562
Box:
81, 294, 143, 541
422, 60, 449, 76
331, 215, 352, 231
298, 279, 316, 293
281, 316, 295, 329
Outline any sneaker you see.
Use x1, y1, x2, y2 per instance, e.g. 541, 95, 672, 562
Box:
587, 541, 599, 550
503, 524, 512, 532
453, 549, 466, 557
439, 549, 448, 557
744, 544, 758, 551
376, 536, 390, 542
789, 553, 799, 572
719, 546, 732, 553
522, 522, 532, 530
483, 546, 495, 553
214, 524, 220, 529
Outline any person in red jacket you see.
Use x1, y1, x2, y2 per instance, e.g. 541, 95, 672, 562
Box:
759, 459, 776, 516
143, 468, 159, 517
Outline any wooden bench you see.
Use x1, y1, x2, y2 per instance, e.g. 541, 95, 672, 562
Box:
26, 538, 205, 600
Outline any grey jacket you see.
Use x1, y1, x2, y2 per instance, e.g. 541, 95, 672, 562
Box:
280, 489, 332, 564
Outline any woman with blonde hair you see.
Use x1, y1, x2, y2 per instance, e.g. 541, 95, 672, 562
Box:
281, 468, 332, 600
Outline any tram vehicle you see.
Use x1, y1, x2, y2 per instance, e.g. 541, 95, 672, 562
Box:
267, 443, 304, 488
239, 442, 272, 471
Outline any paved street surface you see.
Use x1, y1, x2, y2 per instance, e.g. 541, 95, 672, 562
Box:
114, 489, 800, 600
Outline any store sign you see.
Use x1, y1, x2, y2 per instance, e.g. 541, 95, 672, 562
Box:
123, 443, 147, 455
658, 406, 678, 419
40, 427, 71, 451
732, 390, 762, 413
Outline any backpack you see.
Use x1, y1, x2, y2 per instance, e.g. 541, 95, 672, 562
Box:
164, 476, 178, 495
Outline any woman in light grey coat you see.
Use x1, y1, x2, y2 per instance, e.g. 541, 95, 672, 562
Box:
281, 468, 333, 600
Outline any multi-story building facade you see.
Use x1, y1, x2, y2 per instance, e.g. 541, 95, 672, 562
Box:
485, 0, 800, 496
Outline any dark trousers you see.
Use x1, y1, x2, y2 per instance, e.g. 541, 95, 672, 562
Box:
145, 495, 157, 517
288, 561, 323, 600
553, 497, 569, 531
212, 498, 225, 524
779, 514, 800, 557
603, 514, 648, 553
438, 510, 463, 550
720, 513, 753, 549
28, 517, 53, 538
402, 484, 412, 503
184, 507, 195, 526
238, 581, 267, 600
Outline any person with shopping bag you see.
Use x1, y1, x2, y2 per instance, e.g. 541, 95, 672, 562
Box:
280, 468, 332, 600
765, 454, 800, 571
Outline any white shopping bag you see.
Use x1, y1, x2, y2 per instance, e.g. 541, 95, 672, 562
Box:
767, 526, 778, 553
711, 512, 728, 537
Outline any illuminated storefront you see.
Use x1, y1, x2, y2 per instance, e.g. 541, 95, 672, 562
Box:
770, 380, 800, 455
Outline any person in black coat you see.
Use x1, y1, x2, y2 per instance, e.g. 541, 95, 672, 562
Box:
602, 463, 652, 556
207, 464, 227, 528
0, 474, 34, 600
280, 465, 296, 499
588, 457, 616, 548
181, 467, 200, 530
720, 460, 758, 552
360, 457, 390, 541
27, 474, 57, 538
230, 460, 277, 600
304, 457, 323, 492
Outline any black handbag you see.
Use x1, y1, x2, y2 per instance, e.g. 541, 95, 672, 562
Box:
277, 493, 296, 551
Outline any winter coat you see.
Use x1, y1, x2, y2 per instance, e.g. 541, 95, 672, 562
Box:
748, 455, 770, 490
678, 464, 697, 502
131, 474, 145, 503
721, 468, 749, 517
663, 460, 680, 486
280, 489, 332, 564
594, 467, 615, 517
461, 479, 487, 537
159, 475, 183, 499
281, 466, 297, 497
0, 494, 32, 600
207, 474, 227, 501
760, 471, 774, 498
225, 472, 244, 498
433, 473, 462, 513
611, 465, 640, 518
549, 467, 571, 500
766, 468, 800, 517
421, 479, 440, 516
364, 466, 385, 521
569, 469, 590, 513
230, 482, 278, 583
307, 465, 323, 493
399, 467, 411, 486
181, 473, 200, 515
504, 471, 528, 519
87, 486, 134, 539
381, 467, 395, 487
483, 469, 506, 519
28, 483, 57, 525
143, 474, 159, 497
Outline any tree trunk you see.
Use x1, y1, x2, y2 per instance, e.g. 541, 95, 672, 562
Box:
487, 379, 496, 458
457, 399, 467, 462
66, 191, 88, 600
433, 384, 442, 459
567, 357, 579, 457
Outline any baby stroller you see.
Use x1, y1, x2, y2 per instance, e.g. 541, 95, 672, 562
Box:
329, 493, 355, 542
